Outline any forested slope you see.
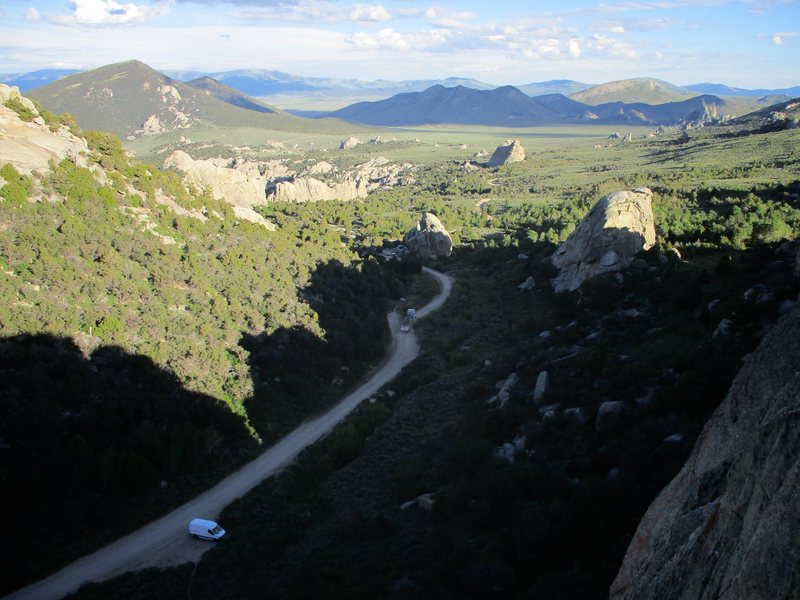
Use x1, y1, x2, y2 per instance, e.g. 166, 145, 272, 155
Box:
0, 99, 416, 593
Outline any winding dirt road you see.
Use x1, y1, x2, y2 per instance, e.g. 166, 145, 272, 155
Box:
6, 267, 453, 600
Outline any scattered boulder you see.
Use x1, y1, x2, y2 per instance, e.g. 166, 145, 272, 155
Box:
517, 276, 536, 291
564, 407, 590, 424
551, 188, 657, 292
533, 371, 549, 404
401, 493, 435, 512
495, 443, 516, 464
339, 136, 361, 150
487, 139, 526, 167
610, 306, 800, 600
403, 212, 453, 259
495, 372, 518, 408
595, 400, 628, 432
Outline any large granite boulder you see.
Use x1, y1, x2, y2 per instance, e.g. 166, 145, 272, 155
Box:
403, 212, 453, 259
487, 139, 526, 167
610, 306, 800, 600
551, 188, 656, 292
339, 136, 362, 150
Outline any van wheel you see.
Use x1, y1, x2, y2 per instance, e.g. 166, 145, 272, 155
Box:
191, 534, 198, 539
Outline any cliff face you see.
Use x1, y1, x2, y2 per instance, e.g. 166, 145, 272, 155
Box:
610, 305, 800, 600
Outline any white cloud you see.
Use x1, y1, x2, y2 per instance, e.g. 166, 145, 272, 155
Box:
350, 4, 391, 22
590, 34, 640, 58
568, 37, 582, 57
346, 27, 453, 52
47, 0, 172, 26
347, 28, 411, 51
771, 31, 798, 45
24, 7, 40, 21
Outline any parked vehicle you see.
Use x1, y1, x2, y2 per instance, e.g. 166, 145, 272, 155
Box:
189, 518, 226, 541
400, 308, 416, 332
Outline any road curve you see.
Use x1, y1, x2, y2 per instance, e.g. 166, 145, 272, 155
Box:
6, 267, 454, 600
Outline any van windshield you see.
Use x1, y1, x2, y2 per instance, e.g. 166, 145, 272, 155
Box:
210, 526, 222, 534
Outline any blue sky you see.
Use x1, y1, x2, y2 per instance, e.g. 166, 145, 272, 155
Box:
1, 0, 798, 87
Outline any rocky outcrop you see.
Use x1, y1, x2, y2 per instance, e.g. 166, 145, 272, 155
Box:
163, 150, 283, 209
487, 139, 526, 167
266, 175, 367, 202
265, 157, 412, 203
339, 136, 362, 150
551, 188, 656, 292
403, 212, 453, 259
610, 306, 800, 600
0, 85, 88, 174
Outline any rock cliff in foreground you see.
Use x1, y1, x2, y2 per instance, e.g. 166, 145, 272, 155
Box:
551, 188, 656, 292
610, 305, 800, 600
0, 84, 88, 173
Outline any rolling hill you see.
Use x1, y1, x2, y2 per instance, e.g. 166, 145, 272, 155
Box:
27, 60, 358, 139
571, 78, 699, 105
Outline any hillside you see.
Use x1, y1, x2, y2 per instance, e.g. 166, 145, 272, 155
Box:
572, 77, 699, 105
184, 76, 279, 114
330, 84, 560, 126
27, 60, 356, 139
0, 85, 419, 594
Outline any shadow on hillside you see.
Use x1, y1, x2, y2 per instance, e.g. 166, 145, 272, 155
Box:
0, 333, 258, 595
241, 257, 415, 441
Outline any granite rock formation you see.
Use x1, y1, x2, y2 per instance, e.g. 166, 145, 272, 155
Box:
487, 139, 526, 167
403, 212, 453, 259
551, 188, 656, 292
609, 306, 800, 600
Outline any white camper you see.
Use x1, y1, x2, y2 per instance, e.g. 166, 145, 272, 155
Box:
189, 518, 226, 541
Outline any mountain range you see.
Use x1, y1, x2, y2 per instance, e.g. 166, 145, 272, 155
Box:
328, 84, 728, 127
18, 60, 800, 136
5, 65, 799, 106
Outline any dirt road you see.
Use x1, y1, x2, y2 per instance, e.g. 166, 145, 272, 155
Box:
6, 267, 453, 600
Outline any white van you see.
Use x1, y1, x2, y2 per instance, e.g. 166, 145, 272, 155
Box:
189, 518, 226, 541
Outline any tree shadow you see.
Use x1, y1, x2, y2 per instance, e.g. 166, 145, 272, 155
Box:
241, 257, 416, 441
0, 333, 257, 595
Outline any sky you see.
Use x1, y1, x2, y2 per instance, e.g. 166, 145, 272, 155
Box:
0, 0, 799, 88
